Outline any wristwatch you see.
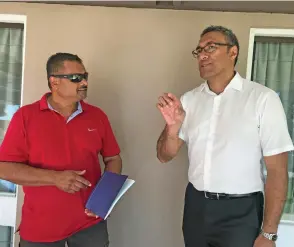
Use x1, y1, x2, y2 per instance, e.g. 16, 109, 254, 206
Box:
261, 230, 278, 241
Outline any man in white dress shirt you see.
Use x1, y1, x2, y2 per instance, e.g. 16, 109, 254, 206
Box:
156, 25, 294, 247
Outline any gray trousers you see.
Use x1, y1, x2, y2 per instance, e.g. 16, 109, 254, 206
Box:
19, 221, 109, 247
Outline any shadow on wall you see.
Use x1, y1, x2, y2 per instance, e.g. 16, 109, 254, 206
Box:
83, 29, 194, 245
86, 75, 126, 153
86, 74, 190, 246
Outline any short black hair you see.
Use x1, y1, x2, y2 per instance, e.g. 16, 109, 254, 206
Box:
46, 52, 83, 89
201, 25, 239, 66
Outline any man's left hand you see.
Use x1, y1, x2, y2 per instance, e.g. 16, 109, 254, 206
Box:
85, 209, 99, 218
254, 234, 276, 247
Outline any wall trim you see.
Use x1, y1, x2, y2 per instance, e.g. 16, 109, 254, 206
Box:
246, 28, 294, 81
246, 27, 294, 225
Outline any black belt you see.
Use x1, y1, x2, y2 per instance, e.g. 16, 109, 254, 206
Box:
202, 191, 260, 200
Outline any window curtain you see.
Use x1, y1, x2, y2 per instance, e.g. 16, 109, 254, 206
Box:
0, 24, 23, 195
252, 39, 294, 218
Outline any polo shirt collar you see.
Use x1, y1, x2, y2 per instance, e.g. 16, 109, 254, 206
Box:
47, 99, 82, 112
39, 93, 89, 111
200, 71, 243, 93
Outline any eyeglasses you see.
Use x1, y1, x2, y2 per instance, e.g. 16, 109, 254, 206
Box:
50, 72, 88, 83
192, 42, 233, 58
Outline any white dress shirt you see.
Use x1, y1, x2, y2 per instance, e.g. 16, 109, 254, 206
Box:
179, 72, 294, 194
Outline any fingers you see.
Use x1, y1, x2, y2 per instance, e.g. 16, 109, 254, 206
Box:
156, 103, 164, 111
68, 171, 91, 192
74, 172, 92, 187
85, 209, 99, 218
56, 170, 92, 194
67, 189, 76, 194
166, 93, 180, 102
158, 94, 173, 108
157, 93, 180, 108
62, 182, 85, 193
73, 179, 89, 190
74, 170, 86, 175
72, 183, 84, 191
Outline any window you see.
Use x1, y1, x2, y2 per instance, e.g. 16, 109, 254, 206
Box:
0, 14, 26, 247
0, 226, 13, 247
247, 28, 294, 222
0, 22, 24, 195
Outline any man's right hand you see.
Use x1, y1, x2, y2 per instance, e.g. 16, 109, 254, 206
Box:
156, 93, 185, 163
157, 93, 185, 127
53, 170, 91, 194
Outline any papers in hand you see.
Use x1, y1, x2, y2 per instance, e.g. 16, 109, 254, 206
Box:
85, 171, 135, 219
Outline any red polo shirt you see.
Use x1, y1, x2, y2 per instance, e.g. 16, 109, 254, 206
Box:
0, 93, 120, 242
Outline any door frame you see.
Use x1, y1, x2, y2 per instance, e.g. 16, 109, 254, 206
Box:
246, 27, 294, 225
0, 14, 27, 247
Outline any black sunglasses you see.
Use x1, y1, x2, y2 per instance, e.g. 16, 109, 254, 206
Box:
50, 72, 88, 83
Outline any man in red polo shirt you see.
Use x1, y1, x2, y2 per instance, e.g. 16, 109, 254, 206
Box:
0, 53, 122, 247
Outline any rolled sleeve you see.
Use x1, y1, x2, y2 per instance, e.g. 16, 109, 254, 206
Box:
100, 115, 120, 157
259, 92, 294, 156
0, 109, 28, 163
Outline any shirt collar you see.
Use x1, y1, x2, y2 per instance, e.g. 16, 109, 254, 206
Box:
200, 71, 243, 93
47, 99, 82, 112
39, 93, 88, 111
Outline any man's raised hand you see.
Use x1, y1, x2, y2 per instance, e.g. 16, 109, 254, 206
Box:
156, 93, 185, 126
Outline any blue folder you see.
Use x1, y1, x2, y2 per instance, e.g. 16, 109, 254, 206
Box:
85, 171, 128, 219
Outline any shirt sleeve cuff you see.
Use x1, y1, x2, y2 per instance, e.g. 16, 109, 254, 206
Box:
263, 145, 294, 157
101, 149, 121, 157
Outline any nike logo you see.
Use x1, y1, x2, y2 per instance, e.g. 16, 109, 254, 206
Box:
88, 128, 96, 132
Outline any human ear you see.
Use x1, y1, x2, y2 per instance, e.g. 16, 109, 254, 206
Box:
229, 46, 238, 62
49, 76, 59, 90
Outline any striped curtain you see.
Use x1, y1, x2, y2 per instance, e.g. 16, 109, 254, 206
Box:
0, 22, 24, 247
0, 23, 23, 195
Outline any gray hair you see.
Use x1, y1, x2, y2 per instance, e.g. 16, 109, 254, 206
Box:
201, 25, 239, 66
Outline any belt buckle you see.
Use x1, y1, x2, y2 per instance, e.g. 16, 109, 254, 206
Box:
204, 191, 220, 200
204, 191, 209, 199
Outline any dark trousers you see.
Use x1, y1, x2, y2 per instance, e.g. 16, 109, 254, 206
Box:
19, 221, 109, 247
183, 183, 264, 247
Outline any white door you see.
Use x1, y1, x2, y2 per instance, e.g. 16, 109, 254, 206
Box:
0, 14, 26, 247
